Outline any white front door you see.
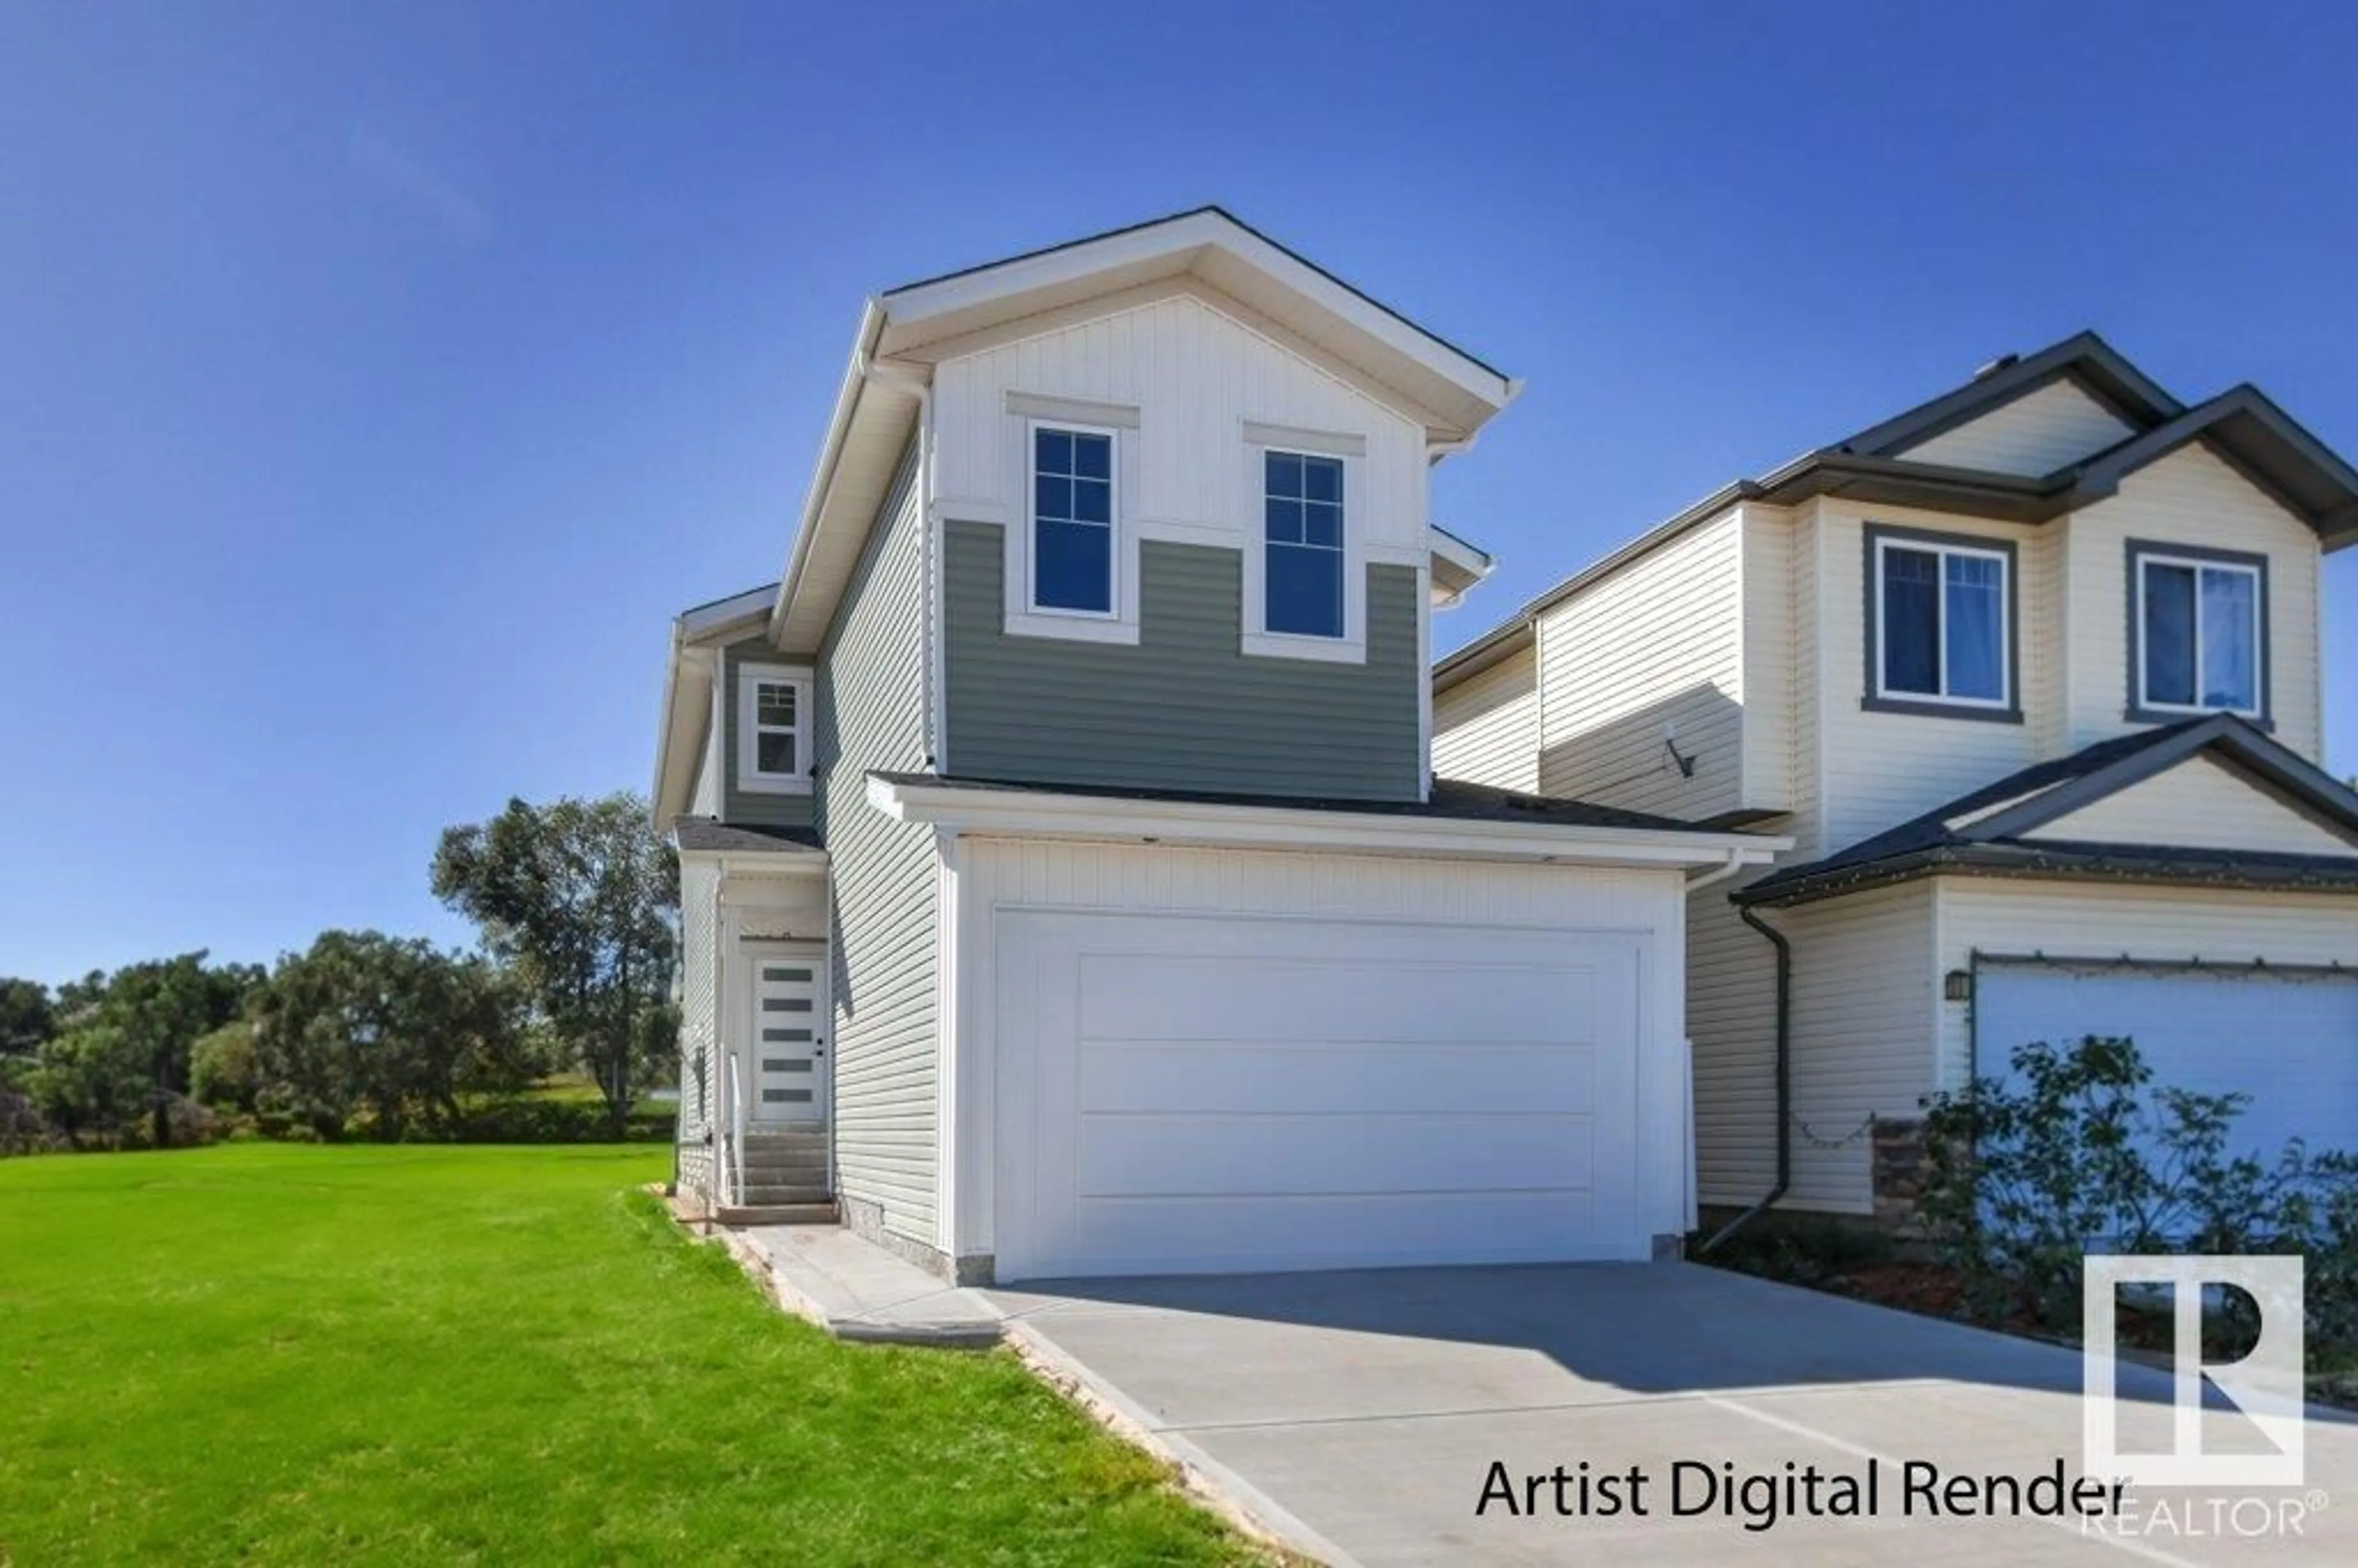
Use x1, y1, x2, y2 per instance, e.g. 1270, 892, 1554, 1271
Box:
746, 943, 828, 1125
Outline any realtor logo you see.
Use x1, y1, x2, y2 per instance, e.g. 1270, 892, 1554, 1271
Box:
2083, 1255, 2306, 1488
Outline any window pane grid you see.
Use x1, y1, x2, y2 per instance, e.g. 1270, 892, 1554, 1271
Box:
1879, 541, 2007, 705
749, 678, 804, 778
1032, 426, 1115, 614
2141, 556, 2259, 713
1264, 452, 1344, 638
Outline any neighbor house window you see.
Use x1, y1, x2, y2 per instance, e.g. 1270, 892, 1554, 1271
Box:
1264, 451, 1345, 638
1869, 529, 2012, 713
1029, 424, 1116, 615
736, 664, 812, 793
2133, 546, 2264, 718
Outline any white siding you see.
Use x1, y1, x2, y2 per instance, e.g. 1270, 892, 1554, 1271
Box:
1431, 645, 1538, 793
2060, 443, 2325, 758
1536, 510, 1748, 821
2028, 754, 2358, 855
1936, 880, 2358, 1091
1740, 506, 1796, 813
1896, 378, 2133, 476
675, 858, 722, 1198
1775, 880, 1940, 1213
946, 839, 1691, 1264
1811, 500, 2047, 848
931, 287, 1429, 562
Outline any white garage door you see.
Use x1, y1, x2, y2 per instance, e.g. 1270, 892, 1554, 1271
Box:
1978, 964, 2358, 1161
993, 910, 1646, 1281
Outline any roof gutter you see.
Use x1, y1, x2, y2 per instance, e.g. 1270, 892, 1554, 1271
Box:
769, 298, 889, 643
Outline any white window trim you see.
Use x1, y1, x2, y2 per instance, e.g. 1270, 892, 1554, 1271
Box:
1003, 416, 1140, 645
1242, 435, 1366, 665
2133, 550, 2264, 718
1871, 535, 2012, 709
736, 662, 814, 795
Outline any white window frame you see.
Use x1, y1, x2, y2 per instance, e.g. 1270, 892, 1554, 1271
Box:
736, 662, 813, 795
1004, 417, 1137, 645
1871, 535, 2012, 710
1242, 432, 1366, 665
2133, 549, 2264, 719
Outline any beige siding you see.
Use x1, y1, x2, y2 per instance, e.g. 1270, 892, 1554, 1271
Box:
1935, 880, 2358, 1090
1536, 510, 1748, 820
1813, 500, 2047, 848
1896, 378, 2133, 476
1431, 645, 1539, 793
814, 443, 941, 1250
2027, 754, 2358, 855
1740, 506, 1796, 813
2060, 444, 2325, 757
1774, 880, 1940, 1213
1688, 882, 1781, 1206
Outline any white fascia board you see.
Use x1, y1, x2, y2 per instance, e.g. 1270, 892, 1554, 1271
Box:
679, 586, 777, 644
652, 642, 718, 829
866, 775, 1789, 871
770, 299, 889, 643
880, 211, 1515, 421
674, 845, 831, 879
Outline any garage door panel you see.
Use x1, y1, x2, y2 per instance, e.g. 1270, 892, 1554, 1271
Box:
1079, 952, 1596, 1046
1068, 1189, 1602, 1273
1077, 1113, 1595, 1197
1979, 968, 2358, 1163
1076, 1042, 1595, 1116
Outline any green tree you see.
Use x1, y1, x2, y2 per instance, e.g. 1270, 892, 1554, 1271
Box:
190, 1020, 262, 1113
96, 954, 257, 1147
0, 977, 55, 1056
431, 794, 679, 1136
23, 1023, 151, 1147
249, 931, 529, 1139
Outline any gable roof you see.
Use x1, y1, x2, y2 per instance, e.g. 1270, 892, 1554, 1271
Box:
1438, 332, 2358, 689
1733, 715, 2358, 908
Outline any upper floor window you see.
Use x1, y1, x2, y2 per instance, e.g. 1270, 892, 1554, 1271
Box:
737, 664, 812, 794
2131, 544, 2265, 720
1866, 526, 2015, 718
1263, 451, 1345, 639
1029, 424, 1116, 616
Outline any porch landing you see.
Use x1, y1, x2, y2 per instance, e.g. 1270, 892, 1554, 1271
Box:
730, 1224, 1003, 1349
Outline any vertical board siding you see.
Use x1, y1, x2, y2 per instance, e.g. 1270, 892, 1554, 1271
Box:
718, 640, 817, 830
1535, 511, 1748, 821
1894, 378, 2133, 476
675, 858, 721, 1197
1431, 645, 1539, 793
815, 443, 940, 1249
944, 522, 1423, 799
1935, 881, 2358, 1091
2062, 444, 2324, 758
932, 290, 1427, 557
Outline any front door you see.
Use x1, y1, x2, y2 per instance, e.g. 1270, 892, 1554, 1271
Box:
745, 943, 828, 1125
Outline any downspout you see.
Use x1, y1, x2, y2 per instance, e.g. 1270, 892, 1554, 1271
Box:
1698, 899, 1791, 1254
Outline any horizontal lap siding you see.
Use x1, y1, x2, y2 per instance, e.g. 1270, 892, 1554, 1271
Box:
1895, 379, 2133, 476
1431, 646, 1539, 793
1535, 511, 1746, 821
816, 443, 939, 1248
2028, 755, 2358, 855
944, 521, 1422, 799
675, 859, 720, 1198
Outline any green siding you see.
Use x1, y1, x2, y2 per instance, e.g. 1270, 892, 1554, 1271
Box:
943, 521, 1423, 801
814, 441, 940, 1252
718, 640, 817, 831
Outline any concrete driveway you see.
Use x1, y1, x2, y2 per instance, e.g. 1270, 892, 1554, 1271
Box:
987, 1263, 2356, 1567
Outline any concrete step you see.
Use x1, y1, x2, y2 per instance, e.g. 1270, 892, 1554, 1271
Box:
739, 1184, 831, 1206
742, 1163, 827, 1182
718, 1201, 838, 1227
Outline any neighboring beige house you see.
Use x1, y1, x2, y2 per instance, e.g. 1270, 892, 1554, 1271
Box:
1433, 333, 2358, 1228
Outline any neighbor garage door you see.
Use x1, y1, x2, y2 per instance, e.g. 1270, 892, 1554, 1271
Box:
1977, 963, 2358, 1161
992, 910, 1646, 1281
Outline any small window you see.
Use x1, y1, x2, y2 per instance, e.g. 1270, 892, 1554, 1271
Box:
1264, 451, 1344, 638
2134, 549, 2263, 716
735, 664, 812, 793
1030, 425, 1116, 615
1873, 535, 2010, 708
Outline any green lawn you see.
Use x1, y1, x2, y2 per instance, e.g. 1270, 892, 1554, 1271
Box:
0, 1144, 1255, 1566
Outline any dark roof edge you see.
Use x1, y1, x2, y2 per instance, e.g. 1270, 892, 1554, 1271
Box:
882, 204, 1511, 384
1733, 842, 2358, 909
1837, 330, 2184, 457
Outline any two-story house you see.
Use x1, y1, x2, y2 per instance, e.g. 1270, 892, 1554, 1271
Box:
649, 210, 1782, 1284
1435, 333, 2358, 1233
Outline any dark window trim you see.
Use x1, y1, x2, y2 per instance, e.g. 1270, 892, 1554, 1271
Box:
1860, 522, 2024, 724
2122, 537, 2272, 729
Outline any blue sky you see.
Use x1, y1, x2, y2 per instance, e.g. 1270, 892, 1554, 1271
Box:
5, 1, 2354, 985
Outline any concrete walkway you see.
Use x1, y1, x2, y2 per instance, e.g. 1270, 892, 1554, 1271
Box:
730, 1225, 1001, 1348
987, 1262, 2358, 1567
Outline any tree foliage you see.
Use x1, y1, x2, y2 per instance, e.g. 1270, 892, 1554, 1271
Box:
430, 793, 678, 1135
14, 954, 255, 1148
249, 931, 531, 1140
0, 977, 55, 1056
